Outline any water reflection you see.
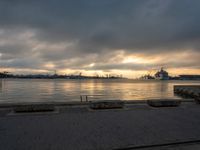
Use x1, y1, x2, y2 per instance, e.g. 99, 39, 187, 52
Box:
0, 79, 2, 93
157, 81, 170, 99
0, 79, 6, 93
0, 79, 200, 103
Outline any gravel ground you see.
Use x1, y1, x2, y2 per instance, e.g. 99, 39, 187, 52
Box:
1, 102, 200, 150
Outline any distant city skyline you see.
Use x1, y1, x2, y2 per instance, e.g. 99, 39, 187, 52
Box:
0, 0, 200, 78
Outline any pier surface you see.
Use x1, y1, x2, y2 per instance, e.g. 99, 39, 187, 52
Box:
174, 85, 200, 100
1, 101, 200, 150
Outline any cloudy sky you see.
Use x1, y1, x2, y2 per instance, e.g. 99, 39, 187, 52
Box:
0, 0, 200, 78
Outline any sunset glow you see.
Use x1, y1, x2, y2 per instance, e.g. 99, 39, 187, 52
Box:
0, 0, 200, 78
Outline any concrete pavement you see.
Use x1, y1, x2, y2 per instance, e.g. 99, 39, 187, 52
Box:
1, 101, 200, 150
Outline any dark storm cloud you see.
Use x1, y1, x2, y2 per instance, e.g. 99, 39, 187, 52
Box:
0, 0, 200, 71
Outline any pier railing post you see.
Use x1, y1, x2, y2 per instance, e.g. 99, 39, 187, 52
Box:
80, 96, 82, 102
86, 96, 88, 102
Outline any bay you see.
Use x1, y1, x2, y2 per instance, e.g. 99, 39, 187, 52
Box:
0, 79, 200, 103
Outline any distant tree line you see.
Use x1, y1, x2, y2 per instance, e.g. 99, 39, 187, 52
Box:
0, 72, 12, 78
0, 72, 125, 79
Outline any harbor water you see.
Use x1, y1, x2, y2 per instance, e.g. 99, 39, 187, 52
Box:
0, 79, 200, 103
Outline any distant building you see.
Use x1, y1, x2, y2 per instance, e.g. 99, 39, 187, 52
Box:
179, 75, 200, 80
154, 68, 169, 80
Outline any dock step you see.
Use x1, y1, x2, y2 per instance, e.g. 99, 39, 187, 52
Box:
14, 104, 55, 113
89, 100, 124, 109
147, 99, 181, 107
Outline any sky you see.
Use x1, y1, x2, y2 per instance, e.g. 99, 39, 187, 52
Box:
0, 0, 200, 78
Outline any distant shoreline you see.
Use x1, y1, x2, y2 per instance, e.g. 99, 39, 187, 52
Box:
1, 77, 200, 81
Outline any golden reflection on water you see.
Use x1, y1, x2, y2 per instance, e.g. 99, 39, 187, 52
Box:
0, 79, 6, 93
0, 79, 2, 93
0, 79, 200, 103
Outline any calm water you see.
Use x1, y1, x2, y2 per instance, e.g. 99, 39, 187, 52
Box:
0, 79, 200, 103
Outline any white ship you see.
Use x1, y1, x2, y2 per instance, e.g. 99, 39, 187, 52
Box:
154, 68, 169, 80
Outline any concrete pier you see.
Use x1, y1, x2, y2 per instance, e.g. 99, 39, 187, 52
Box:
174, 85, 200, 101
1, 100, 200, 150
